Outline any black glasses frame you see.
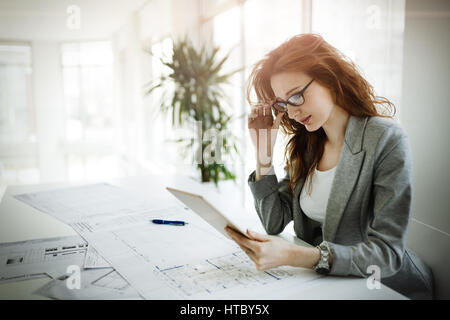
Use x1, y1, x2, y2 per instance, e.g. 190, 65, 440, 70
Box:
272, 78, 315, 112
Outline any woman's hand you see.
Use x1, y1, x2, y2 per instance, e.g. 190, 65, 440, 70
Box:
248, 104, 284, 171
224, 226, 320, 271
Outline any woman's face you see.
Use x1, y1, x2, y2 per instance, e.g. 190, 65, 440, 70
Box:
270, 71, 336, 132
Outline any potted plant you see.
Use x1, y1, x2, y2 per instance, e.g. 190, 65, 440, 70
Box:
145, 37, 242, 186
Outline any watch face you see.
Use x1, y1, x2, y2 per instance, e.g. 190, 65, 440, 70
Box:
316, 267, 330, 275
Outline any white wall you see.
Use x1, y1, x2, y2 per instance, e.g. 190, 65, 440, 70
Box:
401, 0, 450, 299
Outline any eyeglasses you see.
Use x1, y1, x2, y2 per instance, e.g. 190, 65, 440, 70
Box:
272, 78, 314, 113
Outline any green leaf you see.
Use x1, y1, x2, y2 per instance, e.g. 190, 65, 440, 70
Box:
144, 37, 240, 185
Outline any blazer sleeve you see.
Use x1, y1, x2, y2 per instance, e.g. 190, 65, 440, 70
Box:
327, 126, 413, 279
247, 166, 294, 235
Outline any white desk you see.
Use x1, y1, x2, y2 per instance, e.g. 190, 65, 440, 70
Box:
0, 175, 406, 300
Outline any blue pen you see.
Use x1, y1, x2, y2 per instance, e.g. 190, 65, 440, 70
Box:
151, 219, 189, 226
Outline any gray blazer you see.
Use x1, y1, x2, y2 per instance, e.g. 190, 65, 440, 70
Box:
248, 115, 434, 300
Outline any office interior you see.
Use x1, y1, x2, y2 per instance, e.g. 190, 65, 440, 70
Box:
0, 0, 448, 299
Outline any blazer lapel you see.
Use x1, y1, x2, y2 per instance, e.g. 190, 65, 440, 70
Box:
322, 115, 368, 242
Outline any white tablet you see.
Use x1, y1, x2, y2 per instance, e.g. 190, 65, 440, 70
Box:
166, 186, 250, 240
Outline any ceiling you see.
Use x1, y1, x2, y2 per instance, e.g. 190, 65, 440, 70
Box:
0, 0, 150, 41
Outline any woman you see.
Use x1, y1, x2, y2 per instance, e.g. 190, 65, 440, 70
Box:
224, 34, 433, 300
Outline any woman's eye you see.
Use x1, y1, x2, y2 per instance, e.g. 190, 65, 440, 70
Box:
288, 93, 304, 105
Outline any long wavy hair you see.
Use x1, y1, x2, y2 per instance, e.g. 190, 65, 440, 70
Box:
246, 33, 396, 195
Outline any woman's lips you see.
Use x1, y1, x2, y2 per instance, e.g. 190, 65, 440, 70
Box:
300, 115, 311, 124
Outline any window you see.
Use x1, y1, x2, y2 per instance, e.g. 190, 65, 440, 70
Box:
312, 0, 406, 120
205, 0, 304, 207
242, 0, 303, 185
61, 41, 114, 143
0, 44, 34, 144
61, 41, 119, 181
205, 0, 405, 208
0, 43, 38, 188
145, 38, 187, 175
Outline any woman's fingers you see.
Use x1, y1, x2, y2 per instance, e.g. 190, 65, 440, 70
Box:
246, 229, 270, 242
225, 227, 260, 252
259, 104, 271, 117
226, 227, 268, 270
242, 246, 257, 261
249, 103, 271, 118
237, 243, 253, 255
272, 112, 284, 129
249, 107, 258, 119
256, 105, 264, 117
257, 104, 270, 117
248, 104, 275, 130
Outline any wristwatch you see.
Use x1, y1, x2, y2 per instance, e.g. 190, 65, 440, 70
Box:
313, 242, 332, 275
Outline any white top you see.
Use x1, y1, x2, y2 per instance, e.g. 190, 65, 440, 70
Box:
299, 165, 337, 225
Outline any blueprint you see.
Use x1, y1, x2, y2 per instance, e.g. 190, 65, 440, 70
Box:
83, 245, 110, 269
34, 267, 142, 300
70, 203, 323, 299
0, 236, 87, 283
150, 250, 322, 299
15, 183, 323, 299
14, 183, 168, 224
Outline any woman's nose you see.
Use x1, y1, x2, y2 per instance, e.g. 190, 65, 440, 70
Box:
286, 105, 300, 119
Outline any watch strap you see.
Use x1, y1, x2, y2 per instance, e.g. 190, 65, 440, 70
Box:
314, 242, 331, 274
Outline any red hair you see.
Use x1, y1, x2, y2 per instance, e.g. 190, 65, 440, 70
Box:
246, 33, 396, 195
